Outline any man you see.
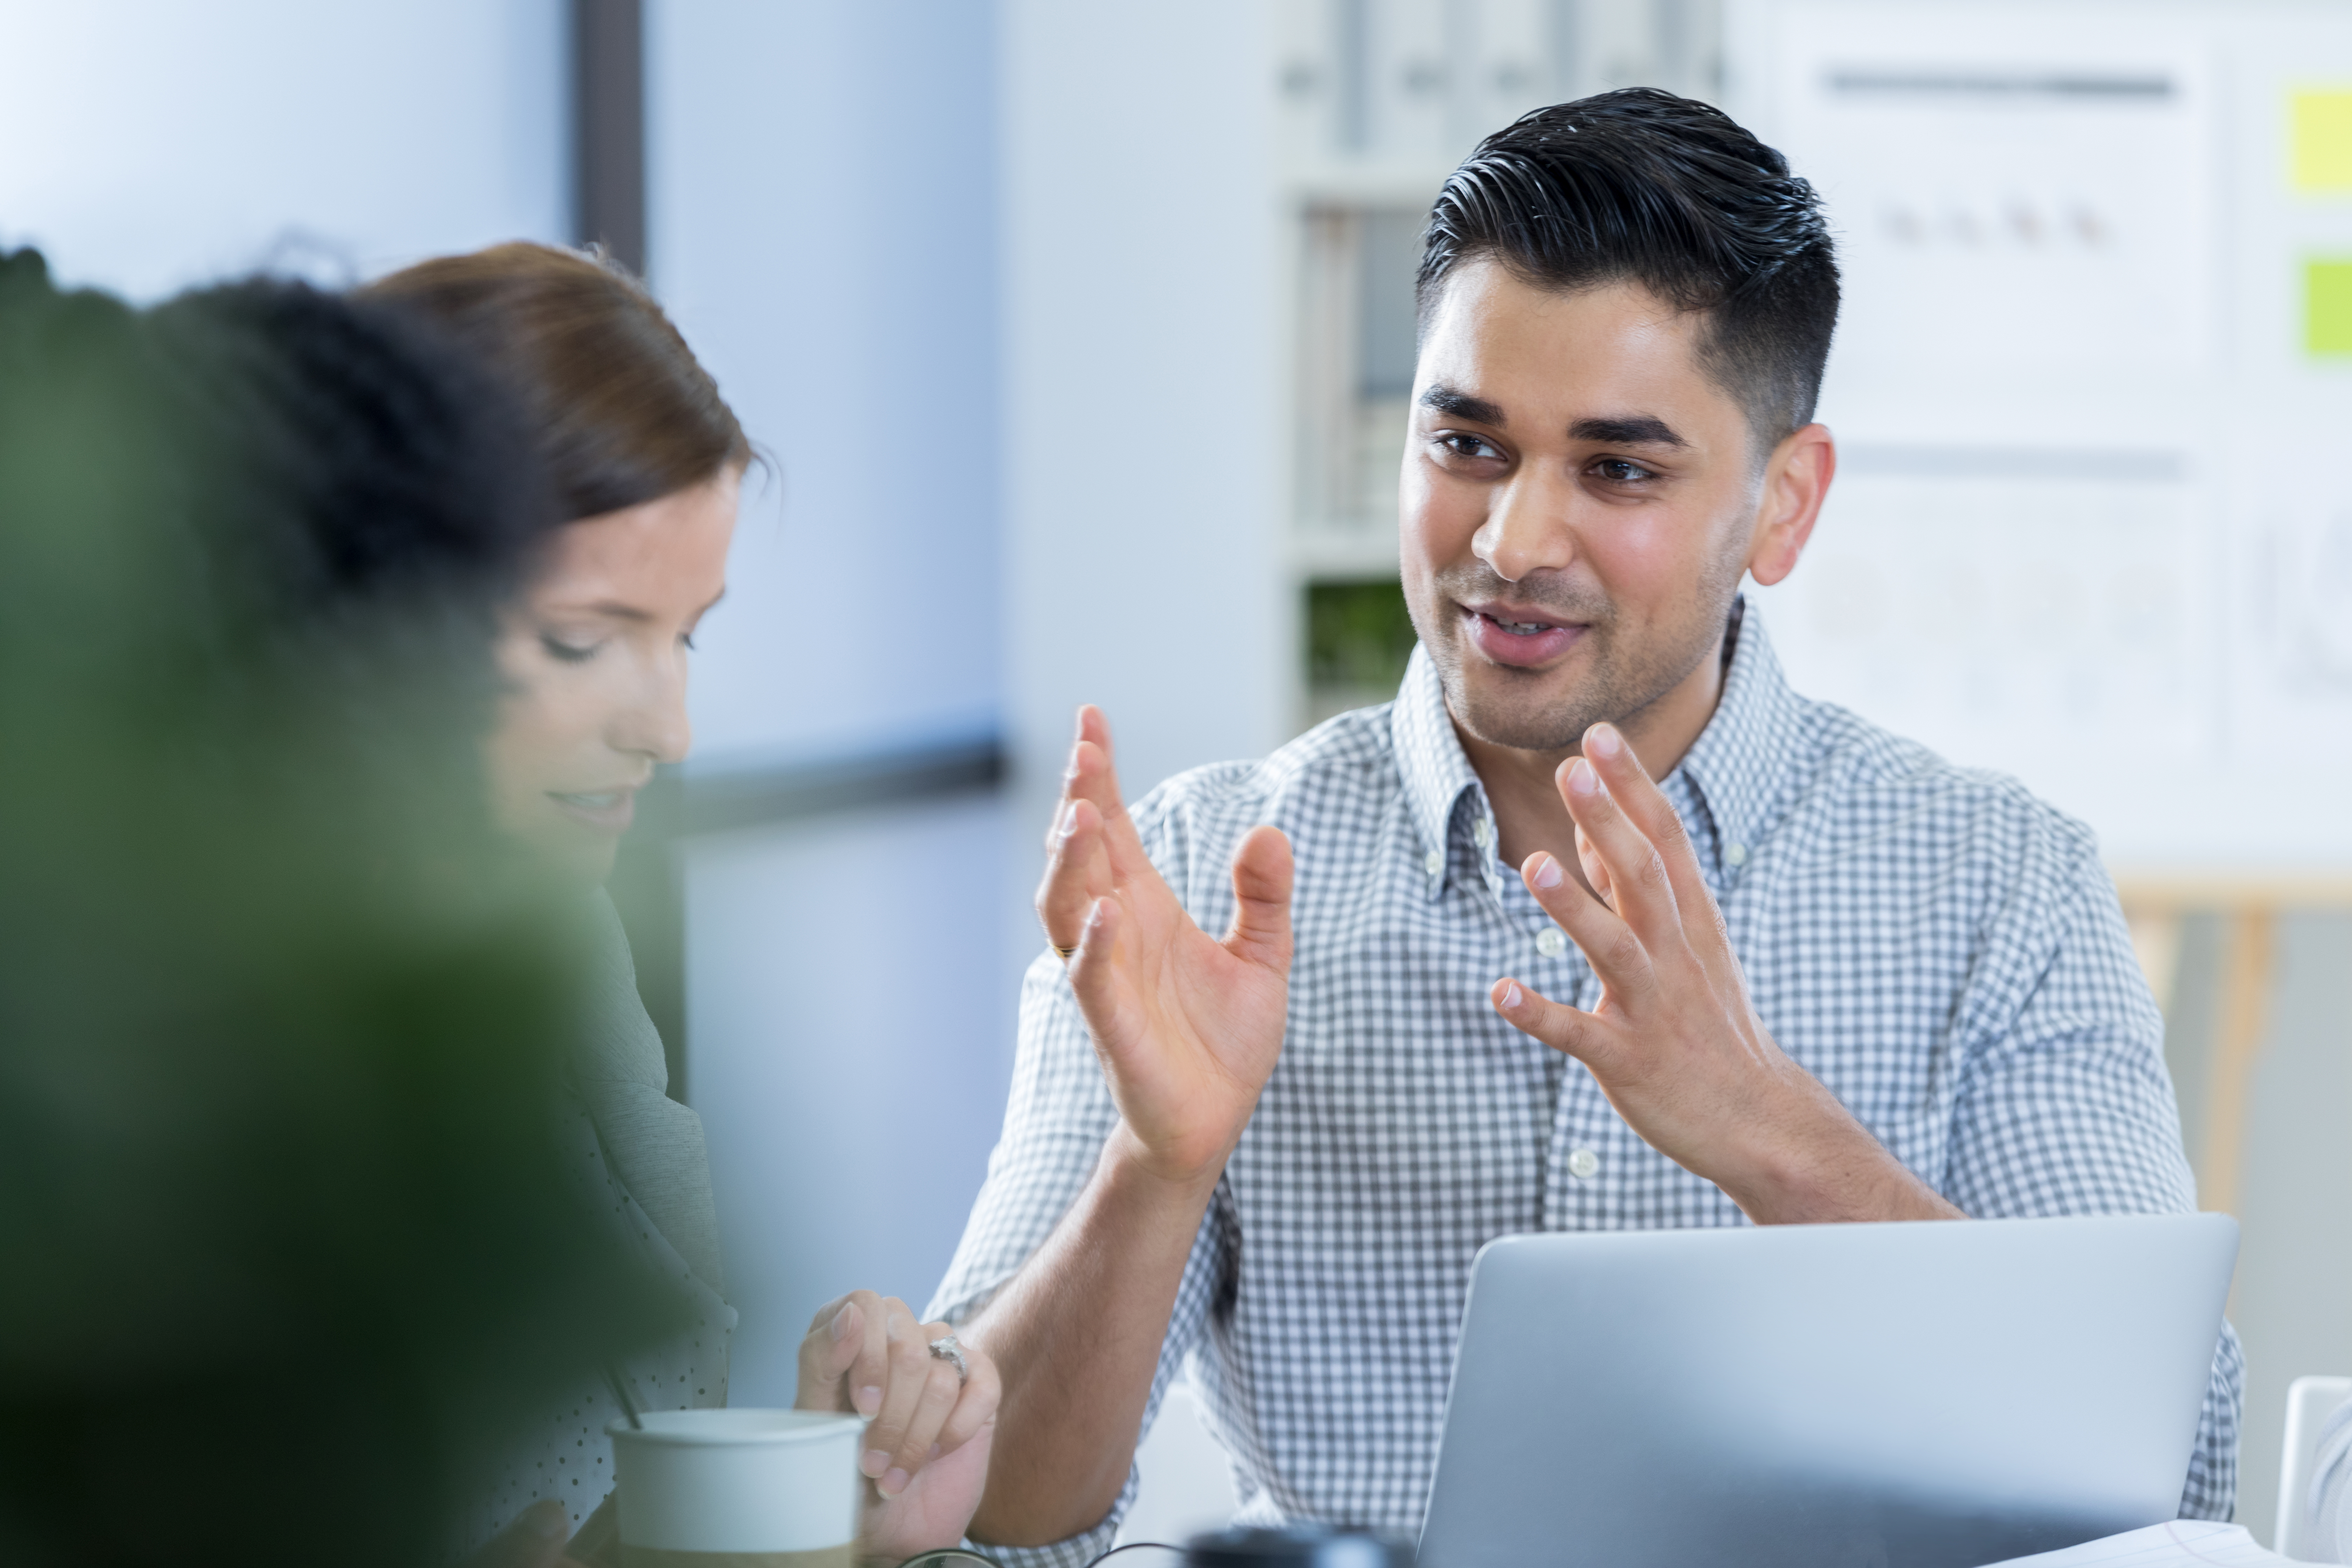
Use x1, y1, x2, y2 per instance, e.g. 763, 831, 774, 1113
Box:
931, 90, 2241, 1563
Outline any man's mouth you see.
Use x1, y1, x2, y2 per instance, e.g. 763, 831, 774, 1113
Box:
1459, 601, 1584, 668
549, 788, 636, 832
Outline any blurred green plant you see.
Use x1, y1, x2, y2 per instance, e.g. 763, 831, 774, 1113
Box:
0, 253, 679, 1568
1305, 578, 1419, 696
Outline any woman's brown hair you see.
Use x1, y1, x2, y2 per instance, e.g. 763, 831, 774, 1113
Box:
362, 242, 749, 521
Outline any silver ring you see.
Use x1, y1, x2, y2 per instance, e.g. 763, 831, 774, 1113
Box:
927, 1334, 968, 1383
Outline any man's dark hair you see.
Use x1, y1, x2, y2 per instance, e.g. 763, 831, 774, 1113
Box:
1418, 88, 1840, 447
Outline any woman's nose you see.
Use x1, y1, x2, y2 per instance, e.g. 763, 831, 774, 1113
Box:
611, 659, 693, 765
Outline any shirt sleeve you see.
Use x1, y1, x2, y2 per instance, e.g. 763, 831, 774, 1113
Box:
1940, 830, 2243, 1520
925, 844, 1236, 1566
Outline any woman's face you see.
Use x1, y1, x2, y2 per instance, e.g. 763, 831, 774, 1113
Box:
485, 467, 740, 882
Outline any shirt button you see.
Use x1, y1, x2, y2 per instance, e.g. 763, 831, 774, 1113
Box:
1424, 849, 1444, 877
1536, 926, 1567, 958
1725, 841, 1749, 868
1567, 1147, 1601, 1180
1472, 819, 1492, 849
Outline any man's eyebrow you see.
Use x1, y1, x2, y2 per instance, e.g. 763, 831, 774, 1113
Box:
1570, 415, 1687, 448
1419, 384, 1507, 426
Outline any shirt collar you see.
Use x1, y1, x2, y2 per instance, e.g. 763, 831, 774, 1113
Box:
1674, 598, 1805, 873
1387, 597, 1805, 898
1390, 643, 1490, 901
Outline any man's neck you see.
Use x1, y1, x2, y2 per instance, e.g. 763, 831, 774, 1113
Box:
1455, 629, 1731, 878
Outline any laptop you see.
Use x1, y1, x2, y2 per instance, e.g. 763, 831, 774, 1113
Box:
1417, 1214, 2238, 1568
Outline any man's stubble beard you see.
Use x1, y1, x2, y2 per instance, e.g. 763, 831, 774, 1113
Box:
1410, 549, 1748, 755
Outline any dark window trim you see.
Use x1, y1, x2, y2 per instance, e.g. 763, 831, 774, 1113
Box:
607, 736, 1010, 1104
572, 0, 646, 273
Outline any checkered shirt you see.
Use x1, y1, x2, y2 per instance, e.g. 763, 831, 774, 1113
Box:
930, 605, 2243, 1566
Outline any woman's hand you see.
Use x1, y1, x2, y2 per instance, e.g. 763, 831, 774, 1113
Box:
797, 1290, 1000, 1563
462, 1500, 592, 1568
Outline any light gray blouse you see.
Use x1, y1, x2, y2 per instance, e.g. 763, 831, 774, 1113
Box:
457, 891, 736, 1551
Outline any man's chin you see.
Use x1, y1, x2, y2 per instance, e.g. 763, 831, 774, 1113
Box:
1443, 660, 1600, 755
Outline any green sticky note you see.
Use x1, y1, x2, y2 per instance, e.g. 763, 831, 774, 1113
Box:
2309, 261, 2352, 355
2294, 92, 2352, 190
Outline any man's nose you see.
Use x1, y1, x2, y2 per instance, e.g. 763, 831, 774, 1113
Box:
1471, 465, 1578, 583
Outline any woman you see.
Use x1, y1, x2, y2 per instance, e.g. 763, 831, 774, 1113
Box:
0, 253, 672, 1568
363, 244, 996, 1565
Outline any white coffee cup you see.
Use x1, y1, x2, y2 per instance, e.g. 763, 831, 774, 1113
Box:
608, 1408, 864, 1567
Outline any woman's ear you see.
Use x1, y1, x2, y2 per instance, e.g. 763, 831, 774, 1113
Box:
1745, 422, 1835, 588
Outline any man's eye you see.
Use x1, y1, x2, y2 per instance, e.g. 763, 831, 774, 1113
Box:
540, 634, 599, 664
1438, 433, 1502, 460
1592, 458, 1657, 484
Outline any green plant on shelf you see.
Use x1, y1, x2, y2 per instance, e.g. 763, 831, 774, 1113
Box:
1306, 578, 1419, 697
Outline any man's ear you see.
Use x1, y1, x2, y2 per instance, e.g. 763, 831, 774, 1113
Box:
1745, 422, 1835, 588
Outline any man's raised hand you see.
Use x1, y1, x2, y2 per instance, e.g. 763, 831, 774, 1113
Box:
1488, 721, 1959, 1225
1036, 706, 1294, 1189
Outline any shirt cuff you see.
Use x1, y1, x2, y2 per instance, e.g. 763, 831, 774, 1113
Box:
959, 1513, 1119, 1568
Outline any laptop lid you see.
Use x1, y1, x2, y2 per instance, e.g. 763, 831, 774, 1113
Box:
1418, 1214, 2238, 1568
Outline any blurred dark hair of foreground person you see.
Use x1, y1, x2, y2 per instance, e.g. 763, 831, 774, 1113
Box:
0, 250, 682, 1568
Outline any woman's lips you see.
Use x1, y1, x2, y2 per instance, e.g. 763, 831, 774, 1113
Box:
1461, 604, 1581, 668
549, 788, 635, 833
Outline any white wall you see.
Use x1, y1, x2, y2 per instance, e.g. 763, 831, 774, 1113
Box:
648, 0, 1002, 769
999, 0, 1290, 859
0, 0, 565, 299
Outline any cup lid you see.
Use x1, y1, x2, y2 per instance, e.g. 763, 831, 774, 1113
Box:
606, 1409, 863, 1447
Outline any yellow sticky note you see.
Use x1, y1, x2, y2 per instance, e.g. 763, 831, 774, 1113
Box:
2294, 92, 2352, 191
2308, 261, 2352, 355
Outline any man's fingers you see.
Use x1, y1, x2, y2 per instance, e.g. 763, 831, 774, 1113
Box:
1490, 977, 1618, 1070
1575, 822, 1614, 909
1223, 825, 1294, 972
1066, 896, 1144, 1058
1520, 846, 1657, 1004
1553, 754, 1681, 953
1581, 723, 1724, 950
860, 1298, 931, 1486
1068, 709, 1154, 877
1035, 797, 1111, 955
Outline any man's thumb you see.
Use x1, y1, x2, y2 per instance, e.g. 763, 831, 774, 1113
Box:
1226, 825, 1294, 966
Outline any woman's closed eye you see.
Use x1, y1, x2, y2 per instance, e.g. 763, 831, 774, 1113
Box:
539, 631, 601, 664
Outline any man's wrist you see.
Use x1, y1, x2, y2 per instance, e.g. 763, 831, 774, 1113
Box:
1717, 1085, 1961, 1225
1102, 1120, 1231, 1206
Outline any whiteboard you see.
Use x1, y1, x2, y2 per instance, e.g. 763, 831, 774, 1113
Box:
1726, 0, 2352, 872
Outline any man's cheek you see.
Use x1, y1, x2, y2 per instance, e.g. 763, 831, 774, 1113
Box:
1402, 478, 1486, 575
